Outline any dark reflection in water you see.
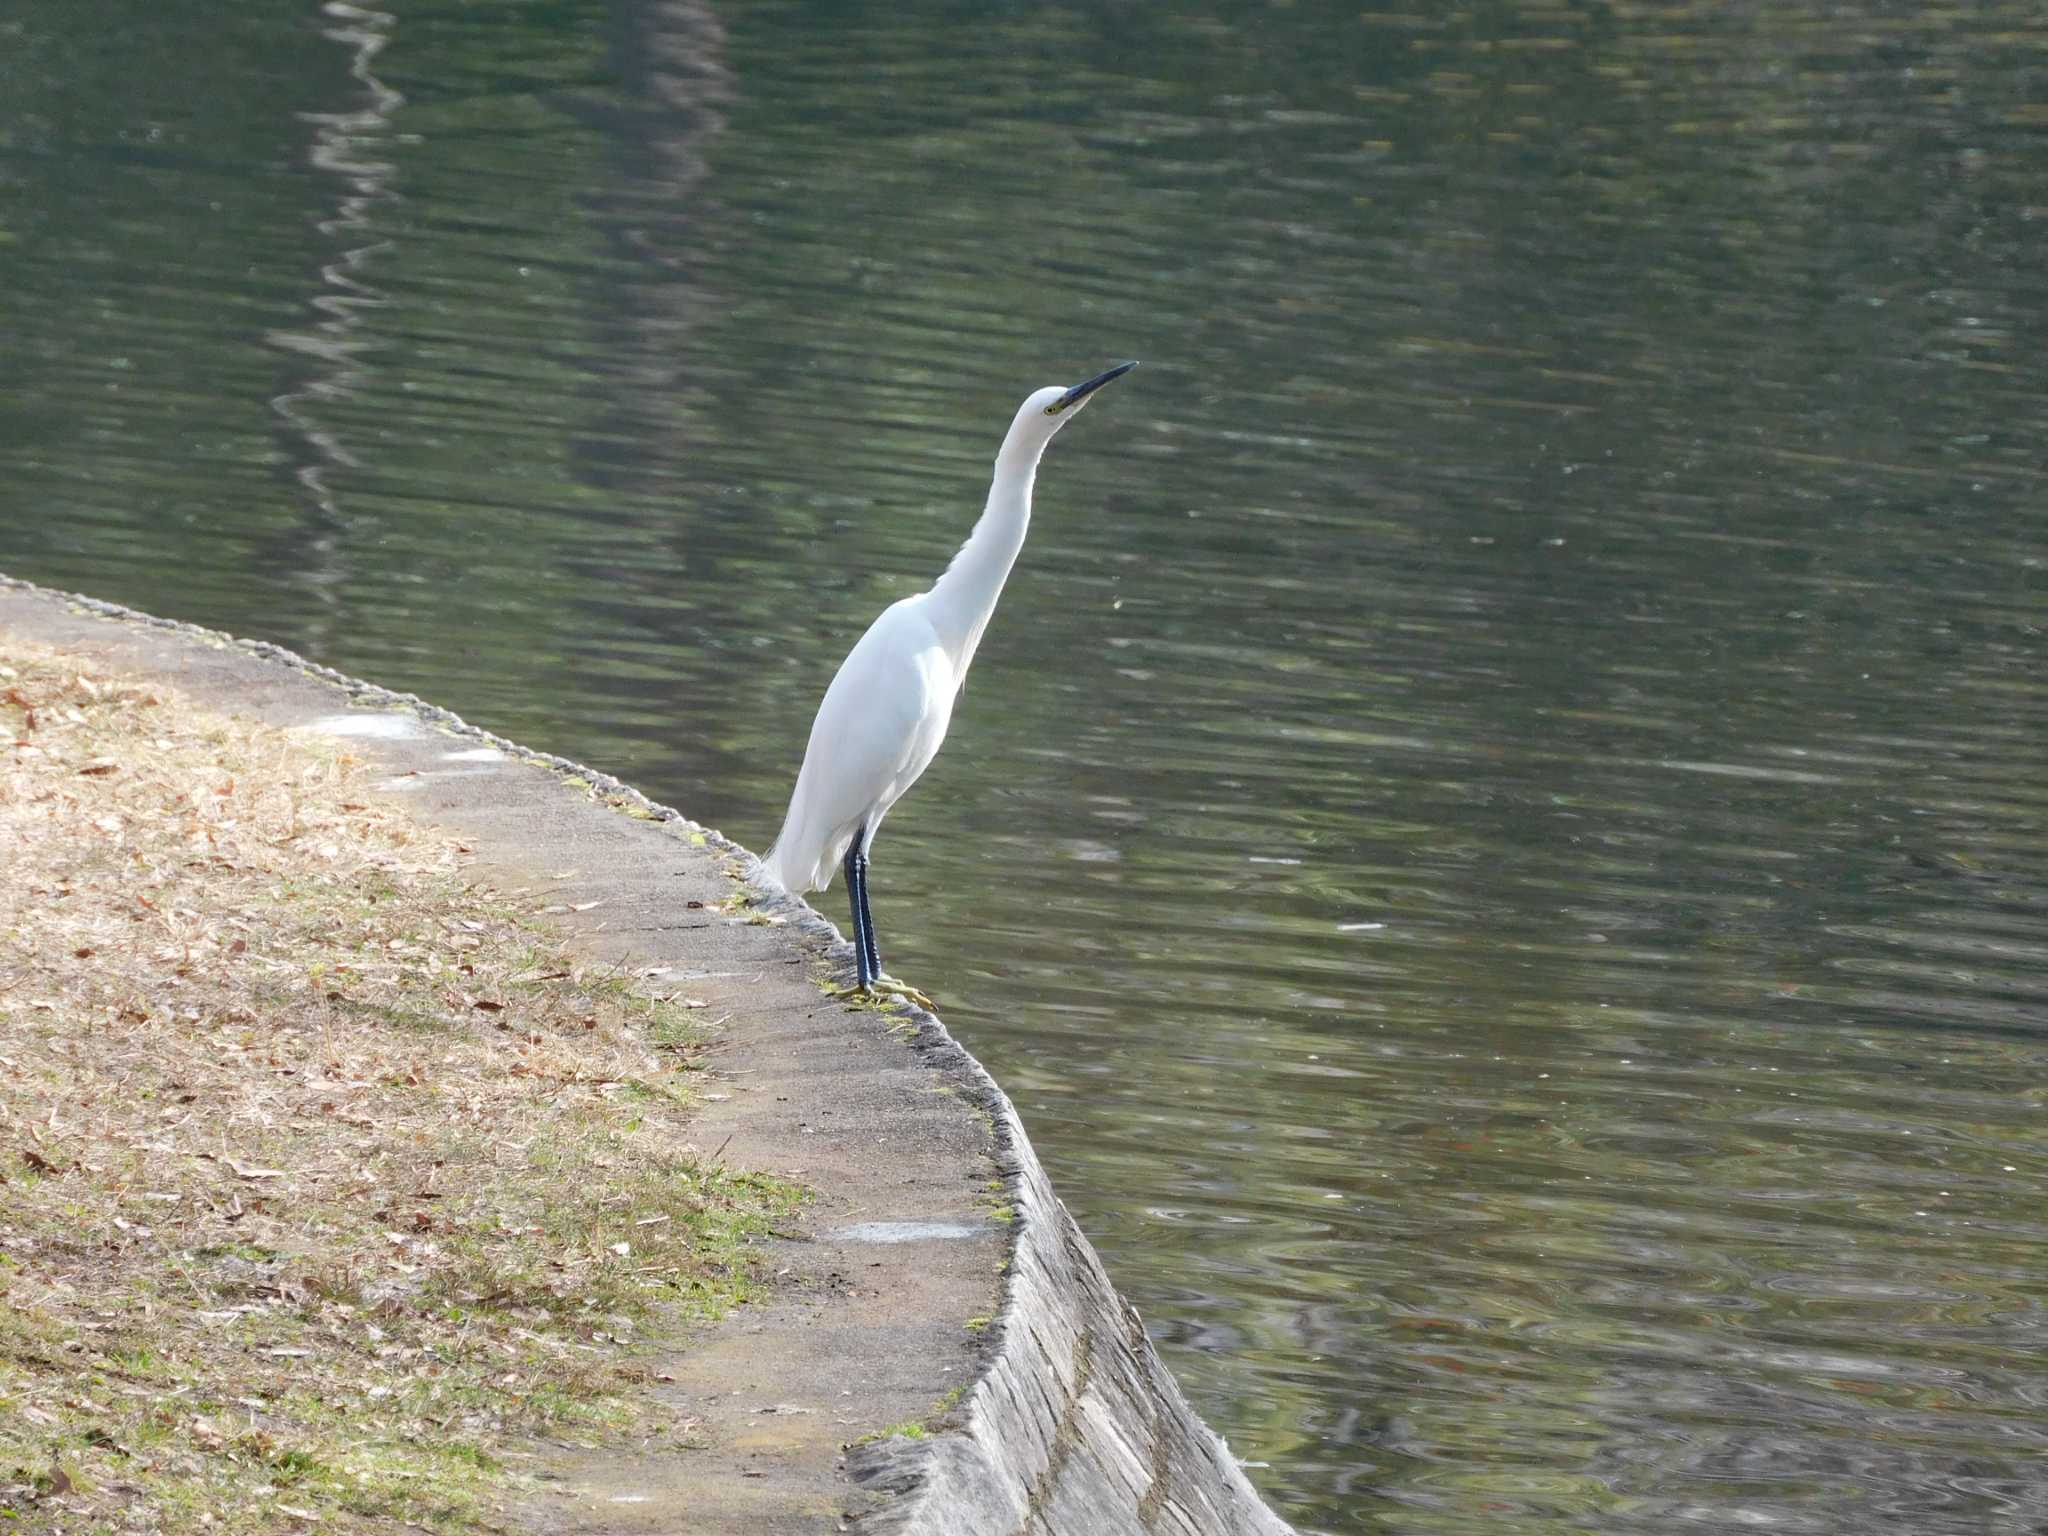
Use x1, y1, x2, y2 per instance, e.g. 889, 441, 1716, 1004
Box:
4, 2, 2046, 1530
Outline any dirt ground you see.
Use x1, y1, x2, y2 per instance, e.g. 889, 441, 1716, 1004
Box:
0, 641, 796, 1532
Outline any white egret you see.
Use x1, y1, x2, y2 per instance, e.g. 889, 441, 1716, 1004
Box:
763, 361, 1139, 1007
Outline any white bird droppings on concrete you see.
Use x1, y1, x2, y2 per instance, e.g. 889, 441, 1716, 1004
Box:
830, 1221, 985, 1244
302, 712, 419, 739
375, 768, 503, 791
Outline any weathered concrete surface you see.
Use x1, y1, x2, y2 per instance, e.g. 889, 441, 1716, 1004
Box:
0, 574, 1296, 1535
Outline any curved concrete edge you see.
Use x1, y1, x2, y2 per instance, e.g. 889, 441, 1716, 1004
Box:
744, 901, 1297, 1521
832, 1038, 1299, 1536
0, 573, 1297, 1535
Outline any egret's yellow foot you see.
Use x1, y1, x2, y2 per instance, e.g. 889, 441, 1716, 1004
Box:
869, 972, 935, 1010
826, 975, 935, 1011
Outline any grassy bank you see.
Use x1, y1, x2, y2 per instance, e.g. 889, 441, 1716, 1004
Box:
0, 642, 796, 1532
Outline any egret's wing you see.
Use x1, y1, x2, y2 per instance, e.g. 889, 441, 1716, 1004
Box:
765, 599, 954, 892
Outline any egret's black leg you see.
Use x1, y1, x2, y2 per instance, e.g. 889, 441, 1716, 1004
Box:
829, 834, 930, 1010
843, 838, 874, 990
853, 845, 882, 983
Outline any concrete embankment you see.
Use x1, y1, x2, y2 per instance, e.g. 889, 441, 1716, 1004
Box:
0, 574, 1296, 1535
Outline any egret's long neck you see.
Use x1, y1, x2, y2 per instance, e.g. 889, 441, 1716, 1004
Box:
926, 428, 1046, 678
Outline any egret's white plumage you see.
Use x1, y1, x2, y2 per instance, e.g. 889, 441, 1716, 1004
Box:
763, 363, 1137, 999
762, 599, 957, 894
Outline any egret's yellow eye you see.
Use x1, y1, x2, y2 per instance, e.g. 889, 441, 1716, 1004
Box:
1043, 402, 1064, 416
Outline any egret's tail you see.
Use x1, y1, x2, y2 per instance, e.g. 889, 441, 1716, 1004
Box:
761, 810, 845, 895
762, 761, 858, 895
760, 820, 830, 895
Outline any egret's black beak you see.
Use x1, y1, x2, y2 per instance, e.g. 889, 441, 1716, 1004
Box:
1049, 360, 1139, 415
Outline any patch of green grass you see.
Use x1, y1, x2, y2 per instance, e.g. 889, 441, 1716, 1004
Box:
848, 1383, 971, 1449
854, 1420, 932, 1446
976, 1177, 1018, 1227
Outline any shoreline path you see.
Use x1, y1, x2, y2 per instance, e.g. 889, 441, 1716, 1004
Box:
0, 573, 1294, 1536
